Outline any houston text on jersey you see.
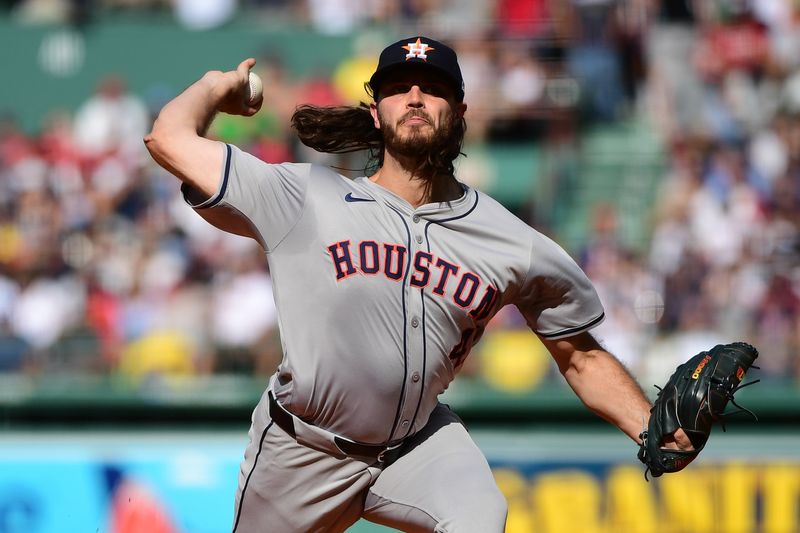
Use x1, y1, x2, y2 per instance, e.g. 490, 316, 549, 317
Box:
327, 239, 497, 318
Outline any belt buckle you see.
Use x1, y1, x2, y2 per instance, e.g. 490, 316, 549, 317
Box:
377, 441, 403, 463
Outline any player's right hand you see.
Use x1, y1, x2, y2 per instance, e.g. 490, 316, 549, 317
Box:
202, 58, 262, 117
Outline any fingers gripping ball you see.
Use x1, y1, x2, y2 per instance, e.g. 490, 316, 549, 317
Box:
246, 71, 263, 105
638, 342, 760, 479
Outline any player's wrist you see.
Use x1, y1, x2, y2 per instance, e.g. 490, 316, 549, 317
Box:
197, 72, 234, 104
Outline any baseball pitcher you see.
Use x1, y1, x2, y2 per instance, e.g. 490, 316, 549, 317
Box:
144, 36, 755, 533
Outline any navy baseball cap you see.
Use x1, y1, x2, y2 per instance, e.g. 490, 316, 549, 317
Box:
368, 36, 465, 102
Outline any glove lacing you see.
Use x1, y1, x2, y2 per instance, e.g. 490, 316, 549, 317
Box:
638, 416, 652, 480
715, 376, 760, 432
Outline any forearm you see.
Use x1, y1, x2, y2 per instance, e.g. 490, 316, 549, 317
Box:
542, 333, 651, 443
144, 75, 226, 194
144, 59, 258, 196
149, 74, 222, 140
562, 349, 651, 443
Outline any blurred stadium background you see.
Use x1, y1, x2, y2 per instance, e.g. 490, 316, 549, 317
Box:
1, 0, 799, 532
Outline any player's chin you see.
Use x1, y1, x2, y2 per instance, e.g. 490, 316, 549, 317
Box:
398, 126, 434, 142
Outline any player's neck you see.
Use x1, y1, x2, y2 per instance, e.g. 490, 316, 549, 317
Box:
371, 156, 461, 208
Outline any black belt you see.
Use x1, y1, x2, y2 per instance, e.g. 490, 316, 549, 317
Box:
268, 391, 405, 463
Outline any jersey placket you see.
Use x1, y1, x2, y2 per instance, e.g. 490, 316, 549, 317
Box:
390, 210, 427, 442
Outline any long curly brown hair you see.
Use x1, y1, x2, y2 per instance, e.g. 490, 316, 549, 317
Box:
290, 102, 466, 178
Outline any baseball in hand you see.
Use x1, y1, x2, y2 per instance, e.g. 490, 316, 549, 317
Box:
246, 71, 263, 105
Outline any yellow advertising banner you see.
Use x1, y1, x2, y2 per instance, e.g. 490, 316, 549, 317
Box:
494, 462, 800, 533
476, 430, 800, 533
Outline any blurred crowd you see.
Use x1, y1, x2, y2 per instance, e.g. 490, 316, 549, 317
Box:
581, 0, 800, 385
1, 0, 799, 390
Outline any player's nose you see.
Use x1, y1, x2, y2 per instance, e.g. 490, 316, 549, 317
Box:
405, 85, 424, 107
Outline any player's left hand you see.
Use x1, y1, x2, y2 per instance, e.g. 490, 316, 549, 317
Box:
637, 342, 759, 479
660, 428, 694, 451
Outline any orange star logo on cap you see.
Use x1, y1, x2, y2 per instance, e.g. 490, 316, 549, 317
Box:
403, 38, 434, 61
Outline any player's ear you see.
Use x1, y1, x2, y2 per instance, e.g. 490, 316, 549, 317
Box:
369, 102, 380, 130
455, 102, 467, 118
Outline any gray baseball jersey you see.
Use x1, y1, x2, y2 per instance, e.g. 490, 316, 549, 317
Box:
186, 143, 604, 446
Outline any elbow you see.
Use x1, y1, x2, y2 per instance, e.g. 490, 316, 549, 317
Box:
143, 121, 159, 153
143, 121, 170, 163
143, 123, 156, 145
143, 131, 156, 156
561, 349, 595, 380
547, 333, 605, 378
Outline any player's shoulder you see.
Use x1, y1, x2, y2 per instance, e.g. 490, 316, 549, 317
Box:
306, 164, 359, 192
232, 147, 347, 185
295, 163, 365, 202
468, 187, 570, 257
470, 187, 536, 234
228, 145, 332, 175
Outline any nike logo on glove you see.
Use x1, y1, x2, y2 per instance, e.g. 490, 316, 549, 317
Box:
344, 193, 375, 203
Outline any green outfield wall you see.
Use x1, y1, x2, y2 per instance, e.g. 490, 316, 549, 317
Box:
0, 15, 356, 133
0, 374, 796, 428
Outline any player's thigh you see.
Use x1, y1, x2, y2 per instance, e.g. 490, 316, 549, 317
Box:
362, 404, 507, 533
233, 390, 377, 533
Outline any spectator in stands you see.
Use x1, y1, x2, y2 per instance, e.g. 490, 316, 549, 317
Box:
565, 0, 628, 122
210, 248, 280, 374
73, 75, 149, 170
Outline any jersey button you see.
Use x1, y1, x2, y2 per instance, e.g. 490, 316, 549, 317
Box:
401, 420, 410, 428
411, 317, 419, 328
415, 235, 423, 244
412, 215, 420, 223
411, 372, 420, 382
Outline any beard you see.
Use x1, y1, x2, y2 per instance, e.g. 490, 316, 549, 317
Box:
378, 108, 457, 173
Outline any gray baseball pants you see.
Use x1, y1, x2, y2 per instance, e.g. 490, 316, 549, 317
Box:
231, 390, 507, 533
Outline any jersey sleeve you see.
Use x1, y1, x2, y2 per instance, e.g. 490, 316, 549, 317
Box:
514, 231, 605, 339
182, 143, 309, 251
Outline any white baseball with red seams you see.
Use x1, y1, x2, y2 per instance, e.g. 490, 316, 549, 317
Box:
246, 71, 262, 105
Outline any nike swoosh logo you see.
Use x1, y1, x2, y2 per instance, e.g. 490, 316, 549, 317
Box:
344, 193, 375, 203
